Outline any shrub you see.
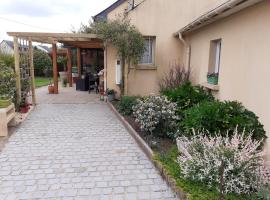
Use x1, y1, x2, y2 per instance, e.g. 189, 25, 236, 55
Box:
180, 101, 266, 141
159, 63, 190, 92
177, 129, 270, 195
0, 53, 14, 68
118, 96, 138, 116
133, 95, 178, 137
162, 82, 214, 113
33, 48, 52, 77
0, 61, 16, 102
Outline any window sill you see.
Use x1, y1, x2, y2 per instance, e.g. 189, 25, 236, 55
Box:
201, 82, 220, 91
131, 64, 157, 70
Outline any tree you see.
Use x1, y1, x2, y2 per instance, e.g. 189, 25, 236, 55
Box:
33, 48, 52, 77
93, 17, 145, 95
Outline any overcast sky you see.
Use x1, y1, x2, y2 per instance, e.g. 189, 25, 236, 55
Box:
0, 0, 116, 41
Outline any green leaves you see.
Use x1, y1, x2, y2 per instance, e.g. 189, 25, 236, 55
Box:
33, 49, 52, 76
93, 18, 145, 65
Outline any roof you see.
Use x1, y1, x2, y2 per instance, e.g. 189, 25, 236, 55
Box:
175, 0, 264, 35
93, 0, 126, 22
7, 32, 104, 49
36, 45, 51, 53
1, 40, 29, 49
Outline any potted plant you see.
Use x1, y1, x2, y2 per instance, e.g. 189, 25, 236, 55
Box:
207, 72, 219, 85
48, 81, 54, 94
0, 96, 11, 108
19, 99, 29, 113
62, 78, 68, 87
106, 89, 115, 101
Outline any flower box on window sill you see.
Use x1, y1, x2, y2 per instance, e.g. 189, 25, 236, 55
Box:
201, 82, 220, 91
134, 64, 157, 70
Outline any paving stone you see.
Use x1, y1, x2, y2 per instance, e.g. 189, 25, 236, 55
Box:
0, 89, 178, 199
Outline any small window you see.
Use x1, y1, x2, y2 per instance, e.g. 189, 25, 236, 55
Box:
207, 39, 221, 85
209, 39, 222, 74
139, 37, 155, 65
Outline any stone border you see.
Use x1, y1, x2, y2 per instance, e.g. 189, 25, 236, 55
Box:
107, 101, 188, 200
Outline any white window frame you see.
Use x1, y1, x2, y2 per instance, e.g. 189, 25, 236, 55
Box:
214, 40, 222, 74
139, 37, 155, 65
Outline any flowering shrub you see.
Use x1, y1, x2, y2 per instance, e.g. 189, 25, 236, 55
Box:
177, 128, 270, 195
133, 95, 178, 137
0, 61, 16, 103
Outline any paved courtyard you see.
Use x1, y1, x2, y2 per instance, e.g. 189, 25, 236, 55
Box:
0, 86, 178, 200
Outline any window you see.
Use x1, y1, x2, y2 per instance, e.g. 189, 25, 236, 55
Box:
139, 37, 155, 65
208, 39, 222, 74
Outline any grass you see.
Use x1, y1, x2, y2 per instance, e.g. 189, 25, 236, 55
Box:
154, 146, 253, 200
35, 77, 51, 88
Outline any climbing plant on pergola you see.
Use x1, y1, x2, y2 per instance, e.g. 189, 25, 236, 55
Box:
13, 38, 36, 107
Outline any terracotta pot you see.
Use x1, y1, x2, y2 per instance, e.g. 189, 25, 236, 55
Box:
20, 106, 29, 113
48, 85, 54, 94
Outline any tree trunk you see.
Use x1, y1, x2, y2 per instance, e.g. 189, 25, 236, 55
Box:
121, 57, 125, 95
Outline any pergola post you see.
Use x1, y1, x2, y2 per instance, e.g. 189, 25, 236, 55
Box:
77, 48, 81, 77
52, 43, 58, 94
13, 37, 21, 106
67, 48, 72, 87
28, 38, 36, 105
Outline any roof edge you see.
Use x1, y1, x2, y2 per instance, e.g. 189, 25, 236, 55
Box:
175, 0, 264, 36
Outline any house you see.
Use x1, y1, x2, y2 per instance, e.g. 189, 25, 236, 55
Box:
95, 0, 270, 151
0, 40, 15, 54
0, 40, 51, 54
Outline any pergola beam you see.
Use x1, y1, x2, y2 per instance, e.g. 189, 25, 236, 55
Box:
67, 48, 72, 87
13, 37, 21, 106
52, 43, 58, 94
29, 38, 36, 105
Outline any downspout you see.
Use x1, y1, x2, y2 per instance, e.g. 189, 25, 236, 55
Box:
178, 33, 191, 71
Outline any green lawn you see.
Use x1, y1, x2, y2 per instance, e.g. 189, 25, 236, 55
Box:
35, 77, 51, 88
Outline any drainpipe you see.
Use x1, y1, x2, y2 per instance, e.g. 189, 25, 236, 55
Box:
178, 33, 191, 71
104, 42, 108, 92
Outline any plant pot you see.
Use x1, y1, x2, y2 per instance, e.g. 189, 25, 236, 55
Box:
207, 76, 219, 85
59, 71, 68, 84
0, 99, 11, 108
48, 85, 54, 94
20, 106, 29, 113
107, 94, 115, 102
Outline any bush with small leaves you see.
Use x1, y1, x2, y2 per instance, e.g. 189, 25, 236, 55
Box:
133, 95, 178, 137
177, 129, 270, 195
118, 96, 139, 116
180, 100, 267, 142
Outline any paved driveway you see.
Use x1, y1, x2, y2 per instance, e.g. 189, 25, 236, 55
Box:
0, 86, 177, 200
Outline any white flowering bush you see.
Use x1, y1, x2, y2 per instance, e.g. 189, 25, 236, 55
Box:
177, 128, 270, 195
133, 95, 178, 136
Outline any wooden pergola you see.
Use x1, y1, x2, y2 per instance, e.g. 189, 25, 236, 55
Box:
7, 32, 103, 105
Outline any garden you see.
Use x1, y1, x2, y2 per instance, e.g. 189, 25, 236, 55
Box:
111, 65, 270, 200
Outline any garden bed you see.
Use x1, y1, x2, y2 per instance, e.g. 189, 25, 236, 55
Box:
110, 100, 257, 200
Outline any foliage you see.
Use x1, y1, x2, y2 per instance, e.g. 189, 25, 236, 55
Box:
253, 185, 270, 200
93, 17, 145, 93
106, 89, 115, 95
180, 100, 266, 141
163, 82, 214, 113
93, 17, 145, 65
0, 61, 16, 103
57, 56, 68, 71
133, 95, 178, 137
0, 53, 14, 68
159, 63, 190, 92
177, 129, 270, 195
118, 96, 139, 116
155, 146, 250, 200
33, 49, 52, 77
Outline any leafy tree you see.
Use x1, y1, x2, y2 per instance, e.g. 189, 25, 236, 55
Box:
93, 17, 145, 94
33, 48, 52, 77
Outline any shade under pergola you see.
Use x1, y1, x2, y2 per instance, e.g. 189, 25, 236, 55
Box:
7, 32, 104, 106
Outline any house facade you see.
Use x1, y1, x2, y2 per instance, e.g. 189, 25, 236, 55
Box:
96, 0, 270, 152
0, 40, 15, 54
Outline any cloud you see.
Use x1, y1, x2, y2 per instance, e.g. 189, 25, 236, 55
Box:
0, 0, 83, 17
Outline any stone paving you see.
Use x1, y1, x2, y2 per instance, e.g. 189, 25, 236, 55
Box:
0, 86, 178, 200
